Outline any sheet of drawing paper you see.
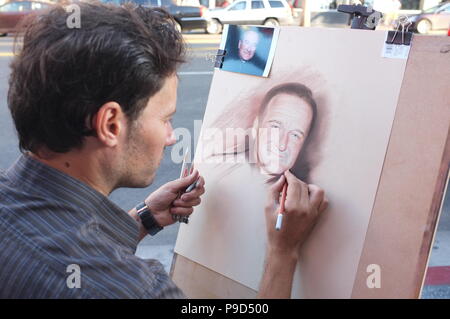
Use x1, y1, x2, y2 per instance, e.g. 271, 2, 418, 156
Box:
174, 27, 408, 298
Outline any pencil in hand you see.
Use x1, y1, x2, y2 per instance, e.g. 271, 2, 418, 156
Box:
275, 182, 288, 231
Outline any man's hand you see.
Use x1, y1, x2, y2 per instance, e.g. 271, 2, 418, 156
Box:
145, 170, 205, 227
265, 170, 328, 255
258, 170, 328, 298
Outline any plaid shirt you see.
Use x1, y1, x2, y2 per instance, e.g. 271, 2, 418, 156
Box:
0, 154, 184, 298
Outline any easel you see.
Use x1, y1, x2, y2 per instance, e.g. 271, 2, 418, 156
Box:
170, 6, 450, 298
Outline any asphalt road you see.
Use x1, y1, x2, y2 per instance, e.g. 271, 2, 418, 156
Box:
0, 32, 448, 298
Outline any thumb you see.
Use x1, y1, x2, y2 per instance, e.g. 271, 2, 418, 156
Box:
284, 169, 298, 183
267, 175, 286, 204
167, 169, 200, 192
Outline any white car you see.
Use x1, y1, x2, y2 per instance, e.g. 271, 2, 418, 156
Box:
205, 0, 294, 34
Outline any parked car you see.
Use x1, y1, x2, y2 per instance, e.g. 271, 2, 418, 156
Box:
101, 0, 210, 32
408, 1, 450, 34
205, 0, 294, 34
0, 0, 53, 36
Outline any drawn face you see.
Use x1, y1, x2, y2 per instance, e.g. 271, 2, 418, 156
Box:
238, 31, 259, 61
257, 93, 314, 175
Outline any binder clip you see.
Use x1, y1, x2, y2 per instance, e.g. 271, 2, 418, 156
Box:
387, 15, 413, 46
214, 49, 227, 69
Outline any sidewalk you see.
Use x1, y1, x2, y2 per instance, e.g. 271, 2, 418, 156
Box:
422, 186, 450, 298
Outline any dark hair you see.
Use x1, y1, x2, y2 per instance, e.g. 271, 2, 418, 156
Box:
259, 82, 317, 133
8, 2, 185, 153
258, 82, 318, 182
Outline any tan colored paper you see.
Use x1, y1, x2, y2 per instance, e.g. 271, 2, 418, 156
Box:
175, 27, 408, 298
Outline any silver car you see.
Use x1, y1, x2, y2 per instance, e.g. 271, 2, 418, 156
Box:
205, 0, 294, 34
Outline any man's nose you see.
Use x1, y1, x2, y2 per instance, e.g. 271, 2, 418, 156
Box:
166, 125, 177, 146
278, 131, 289, 152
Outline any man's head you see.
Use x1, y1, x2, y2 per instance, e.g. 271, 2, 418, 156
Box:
256, 83, 317, 175
8, 3, 185, 190
238, 29, 259, 61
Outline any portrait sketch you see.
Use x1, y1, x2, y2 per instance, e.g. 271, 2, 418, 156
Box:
175, 27, 408, 298
201, 68, 329, 185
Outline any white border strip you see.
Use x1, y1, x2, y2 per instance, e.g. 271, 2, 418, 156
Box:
263, 27, 280, 77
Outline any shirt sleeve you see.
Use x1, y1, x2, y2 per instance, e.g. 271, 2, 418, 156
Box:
138, 258, 186, 299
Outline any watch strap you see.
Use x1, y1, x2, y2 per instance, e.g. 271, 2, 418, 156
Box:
136, 202, 163, 236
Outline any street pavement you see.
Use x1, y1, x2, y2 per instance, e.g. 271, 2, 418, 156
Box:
0, 30, 448, 298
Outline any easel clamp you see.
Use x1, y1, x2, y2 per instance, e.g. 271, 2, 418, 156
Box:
214, 49, 227, 69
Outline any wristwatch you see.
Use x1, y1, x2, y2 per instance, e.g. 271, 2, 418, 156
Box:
135, 202, 163, 236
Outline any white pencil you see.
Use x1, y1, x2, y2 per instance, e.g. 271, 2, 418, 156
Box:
275, 183, 288, 231
179, 148, 189, 179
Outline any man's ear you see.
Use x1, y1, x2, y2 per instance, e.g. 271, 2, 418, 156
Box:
91, 102, 125, 147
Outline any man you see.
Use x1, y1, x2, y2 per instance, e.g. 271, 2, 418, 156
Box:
238, 29, 259, 62
0, 2, 327, 298
256, 83, 317, 178
223, 28, 266, 76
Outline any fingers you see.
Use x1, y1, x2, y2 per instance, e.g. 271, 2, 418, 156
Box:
319, 196, 329, 213
308, 184, 325, 212
172, 175, 205, 209
308, 184, 328, 215
173, 197, 201, 208
284, 170, 308, 213
167, 169, 200, 192
264, 172, 328, 254
180, 176, 205, 199
170, 206, 193, 216
194, 175, 205, 189
282, 172, 327, 217
284, 170, 302, 199
267, 175, 286, 205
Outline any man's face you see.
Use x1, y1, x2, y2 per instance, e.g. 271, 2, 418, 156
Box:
238, 31, 259, 61
119, 74, 178, 188
257, 93, 313, 175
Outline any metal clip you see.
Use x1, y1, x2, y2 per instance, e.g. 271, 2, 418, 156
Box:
214, 49, 227, 68
387, 15, 413, 46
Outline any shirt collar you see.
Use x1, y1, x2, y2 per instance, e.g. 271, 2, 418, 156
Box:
6, 153, 139, 249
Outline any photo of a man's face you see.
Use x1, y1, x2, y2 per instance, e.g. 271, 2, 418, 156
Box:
257, 93, 313, 175
221, 25, 278, 77
238, 30, 260, 61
